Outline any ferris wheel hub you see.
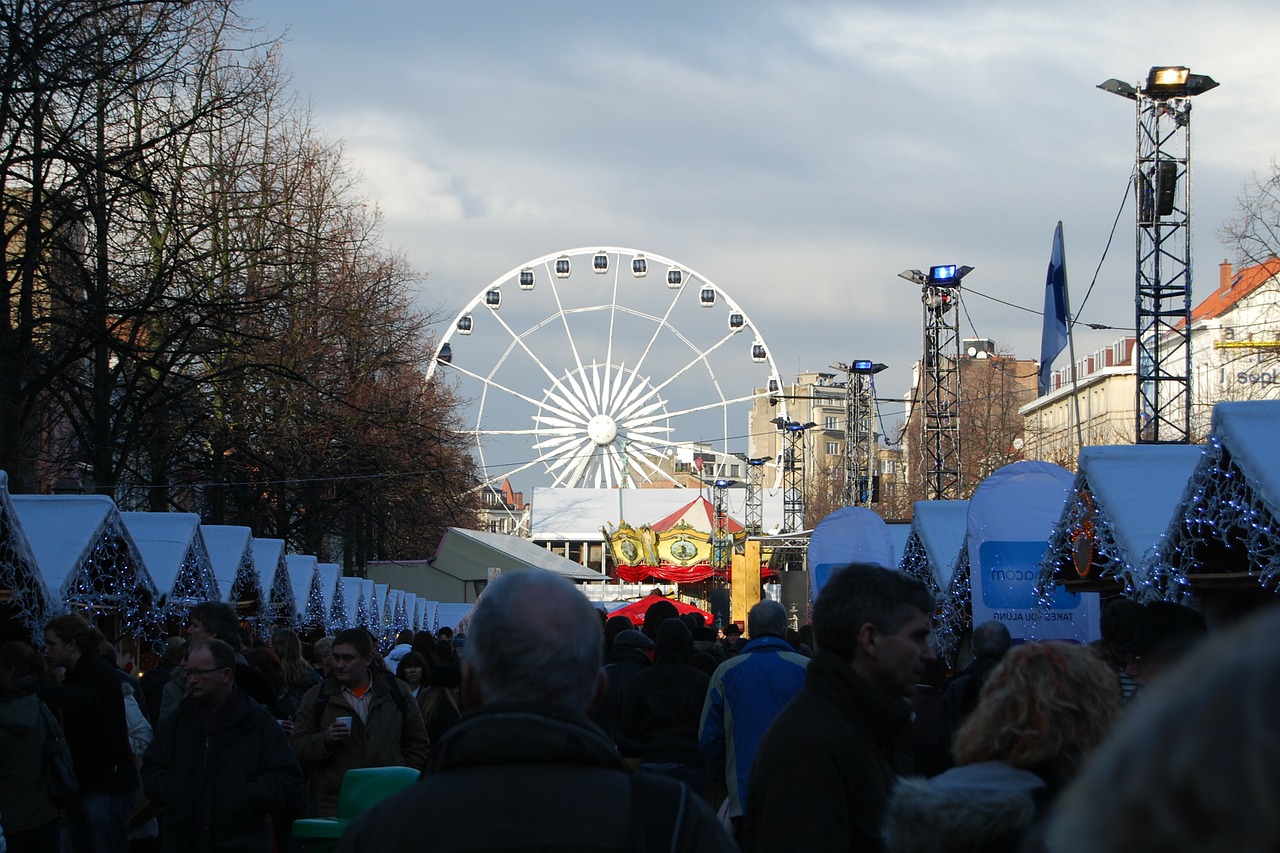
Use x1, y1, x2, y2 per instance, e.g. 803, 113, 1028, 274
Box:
587, 414, 619, 446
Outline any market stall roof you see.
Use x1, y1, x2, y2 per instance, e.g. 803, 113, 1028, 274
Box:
120, 512, 218, 605
334, 576, 363, 630
285, 554, 321, 629
900, 500, 969, 595
886, 523, 912, 569
0, 471, 53, 640
316, 563, 342, 615
1155, 401, 1280, 595
251, 538, 293, 624
11, 494, 158, 631
1040, 445, 1204, 598
432, 527, 604, 582
201, 525, 258, 608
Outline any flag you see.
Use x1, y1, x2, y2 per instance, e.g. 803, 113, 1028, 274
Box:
1039, 221, 1069, 397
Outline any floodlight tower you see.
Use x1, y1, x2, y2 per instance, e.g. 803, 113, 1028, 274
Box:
1099, 66, 1217, 444
831, 360, 888, 507
899, 265, 972, 501
771, 418, 817, 532
743, 457, 768, 535
711, 478, 735, 573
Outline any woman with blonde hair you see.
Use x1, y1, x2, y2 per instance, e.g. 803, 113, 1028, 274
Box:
272, 627, 322, 707
882, 641, 1120, 853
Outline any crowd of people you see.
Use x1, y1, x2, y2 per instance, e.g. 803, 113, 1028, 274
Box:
1, 567, 1278, 852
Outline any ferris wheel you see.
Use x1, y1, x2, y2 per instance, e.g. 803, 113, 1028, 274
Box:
426, 247, 790, 491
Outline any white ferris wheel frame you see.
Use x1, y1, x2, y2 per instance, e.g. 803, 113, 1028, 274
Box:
426, 247, 790, 491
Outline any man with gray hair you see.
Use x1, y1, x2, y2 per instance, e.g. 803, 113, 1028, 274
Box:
338, 570, 734, 852
699, 599, 810, 834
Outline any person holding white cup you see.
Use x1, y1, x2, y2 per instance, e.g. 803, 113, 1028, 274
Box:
289, 628, 430, 818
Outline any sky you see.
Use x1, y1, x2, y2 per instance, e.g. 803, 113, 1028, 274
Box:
238, 0, 1280, 490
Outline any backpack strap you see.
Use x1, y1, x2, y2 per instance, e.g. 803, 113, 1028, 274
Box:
628, 772, 688, 853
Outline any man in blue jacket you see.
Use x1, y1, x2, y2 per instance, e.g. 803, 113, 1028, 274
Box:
699, 600, 809, 830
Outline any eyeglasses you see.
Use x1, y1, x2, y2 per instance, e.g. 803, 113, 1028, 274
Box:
187, 666, 230, 677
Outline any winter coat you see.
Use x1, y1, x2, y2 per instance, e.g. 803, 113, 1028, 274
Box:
0, 694, 60, 834
289, 672, 429, 817
33, 652, 138, 795
881, 761, 1048, 853
592, 642, 652, 739
698, 634, 809, 817
141, 686, 303, 853
617, 657, 710, 766
744, 649, 915, 852
336, 703, 737, 853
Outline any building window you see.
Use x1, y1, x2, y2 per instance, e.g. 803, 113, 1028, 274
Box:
825, 416, 839, 431
826, 441, 840, 455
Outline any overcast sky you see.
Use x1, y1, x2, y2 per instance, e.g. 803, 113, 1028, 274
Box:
239, 0, 1280, 488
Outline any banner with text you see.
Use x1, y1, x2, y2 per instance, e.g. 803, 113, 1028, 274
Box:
967, 461, 1099, 643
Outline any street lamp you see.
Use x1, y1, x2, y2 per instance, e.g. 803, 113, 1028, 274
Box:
1100, 66, 1217, 443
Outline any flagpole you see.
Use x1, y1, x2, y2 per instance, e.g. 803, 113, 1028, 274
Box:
1060, 224, 1086, 454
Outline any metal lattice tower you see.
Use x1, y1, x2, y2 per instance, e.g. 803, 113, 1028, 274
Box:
901, 266, 970, 501
744, 457, 766, 535
773, 419, 814, 532
922, 289, 962, 499
1100, 68, 1217, 443
711, 479, 732, 572
833, 361, 886, 506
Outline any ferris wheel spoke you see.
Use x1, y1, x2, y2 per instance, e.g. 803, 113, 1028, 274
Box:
606, 254, 620, 384
550, 440, 598, 488
628, 447, 683, 487
531, 413, 580, 430
612, 368, 657, 420
443, 362, 583, 424
629, 331, 737, 415
590, 362, 604, 410
544, 260, 590, 387
616, 394, 669, 425
476, 445, 576, 491
484, 308, 596, 421
625, 392, 766, 429
626, 277, 687, 390
532, 431, 584, 452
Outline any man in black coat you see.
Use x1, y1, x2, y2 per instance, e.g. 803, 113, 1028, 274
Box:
141, 639, 302, 853
37, 614, 139, 853
745, 564, 937, 852
338, 570, 735, 853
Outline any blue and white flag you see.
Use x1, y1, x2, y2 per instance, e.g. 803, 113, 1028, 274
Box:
1039, 222, 1069, 396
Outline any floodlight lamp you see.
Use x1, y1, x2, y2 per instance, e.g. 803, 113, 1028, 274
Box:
1142, 66, 1218, 99
898, 269, 926, 285
927, 264, 972, 286
713, 479, 731, 489
1097, 78, 1138, 100
852, 359, 874, 371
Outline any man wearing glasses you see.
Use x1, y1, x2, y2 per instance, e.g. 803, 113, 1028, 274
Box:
141, 639, 302, 852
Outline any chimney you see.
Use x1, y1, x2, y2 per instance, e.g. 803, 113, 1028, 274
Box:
1220, 260, 1233, 294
